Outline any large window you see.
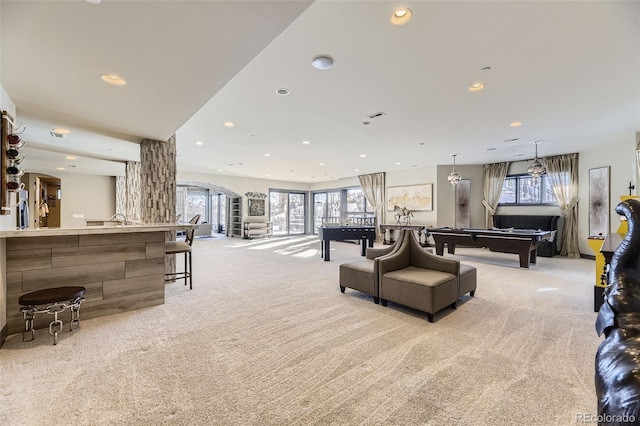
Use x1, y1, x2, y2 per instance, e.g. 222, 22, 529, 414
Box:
270, 190, 306, 235
312, 187, 373, 233
498, 174, 566, 205
176, 186, 209, 223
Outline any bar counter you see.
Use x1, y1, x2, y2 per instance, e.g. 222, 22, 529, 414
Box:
1, 224, 189, 343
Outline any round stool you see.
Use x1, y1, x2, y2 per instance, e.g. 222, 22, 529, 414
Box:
19, 286, 86, 345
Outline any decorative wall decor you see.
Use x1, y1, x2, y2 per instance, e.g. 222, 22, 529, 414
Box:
387, 184, 433, 211
589, 166, 610, 237
455, 179, 471, 229
248, 198, 266, 216
245, 192, 267, 199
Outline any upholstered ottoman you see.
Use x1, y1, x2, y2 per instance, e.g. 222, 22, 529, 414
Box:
340, 260, 379, 303
459, 263, 477, 297
380, 267, 458, 322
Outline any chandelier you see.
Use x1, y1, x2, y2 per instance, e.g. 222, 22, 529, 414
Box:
447, 154, 461, 188
527, 141, 546, 178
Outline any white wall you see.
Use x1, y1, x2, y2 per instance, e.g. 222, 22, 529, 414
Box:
578, 137, 637, 255
59, 173, 116, 228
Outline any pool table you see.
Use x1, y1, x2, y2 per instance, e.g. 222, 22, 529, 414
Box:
428, 227, 552, 268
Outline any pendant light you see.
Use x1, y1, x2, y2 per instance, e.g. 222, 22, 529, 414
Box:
448, 154, 461, 188
527, 141, 546, 177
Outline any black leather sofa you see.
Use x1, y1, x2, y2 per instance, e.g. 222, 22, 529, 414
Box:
492, 215, 560, 257
595, 199, 640, 422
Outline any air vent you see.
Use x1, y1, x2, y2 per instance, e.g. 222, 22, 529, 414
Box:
366, 112, 386, 119
50, 131, 67, 139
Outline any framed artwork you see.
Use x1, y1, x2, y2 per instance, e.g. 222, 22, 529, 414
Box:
248, 198, 265, 216
387, 184, 433, 211
455, 179, 471, 229
589, 166, 610, 237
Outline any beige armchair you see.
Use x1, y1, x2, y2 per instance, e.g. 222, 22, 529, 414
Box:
339, 229, 410, 304
378, 230, 460, 322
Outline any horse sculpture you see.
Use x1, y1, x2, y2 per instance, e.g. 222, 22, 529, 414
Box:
595, 199, 640, 423
393, 205, 414, 226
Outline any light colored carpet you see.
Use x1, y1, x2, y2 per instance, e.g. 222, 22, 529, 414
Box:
0, 235, 602, 425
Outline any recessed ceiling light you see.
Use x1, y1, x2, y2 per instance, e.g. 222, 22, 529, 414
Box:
56, 167, 65, 170
276, 88, 290, 96
302, 140, 310, 145
217, 169, 223, 172
66, 155, 77, 160
319, 163, 325, 166
362, 121, 371, 126
100, 74, 126, 86
354, 169, 360, 172
469, 82, 485, 92
311, 55, 335, 70
264, 153, 271, 157
86, 0, 101, 4
391, 8, 413, 25
224, 122, 234, 127
53, 128, 70, 135
360, 154, 366, 158
195, 141, 204, 145
395, 162, 401, 165
510, 121, 523, 127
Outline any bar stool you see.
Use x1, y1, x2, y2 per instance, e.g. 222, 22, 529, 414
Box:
19, 286, 86, 345
165, 215, 199, 289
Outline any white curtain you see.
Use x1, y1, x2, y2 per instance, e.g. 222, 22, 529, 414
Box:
358, 172, 385, 243
545, 153, 580, 258
482, 162, 510, 229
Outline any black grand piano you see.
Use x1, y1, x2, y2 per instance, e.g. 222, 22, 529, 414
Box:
318, 225, 376, 261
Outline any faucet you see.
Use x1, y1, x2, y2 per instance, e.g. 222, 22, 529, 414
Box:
110, 213, 128, 225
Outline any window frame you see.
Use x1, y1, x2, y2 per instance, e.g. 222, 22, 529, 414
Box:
498, 173, 559, 207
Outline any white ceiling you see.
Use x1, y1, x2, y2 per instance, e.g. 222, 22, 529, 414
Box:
2, 1, 639, 182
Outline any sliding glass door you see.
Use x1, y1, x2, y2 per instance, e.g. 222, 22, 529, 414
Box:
270, 190, 306, 236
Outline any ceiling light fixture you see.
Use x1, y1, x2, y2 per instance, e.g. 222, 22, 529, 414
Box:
302, 140, 310, 145
469, 82, 485, 92
100, 74, 126, 86
195, 141, 204, 145
275, 88, 290, 96
224, 122, 234, 127
66, 155, 77, 160
56, 167, 65, 171
360, 154, 366, 158
391, 7, 413, 25
311, 54, 335, 70
527, 141, 546, 177
53, 128, 70, 135
447, 154, 462, 188
510, 121, 523, 127
264, 153, 271, 157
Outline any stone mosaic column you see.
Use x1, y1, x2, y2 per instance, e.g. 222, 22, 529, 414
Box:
125, 161, 141, 222
139, 135, 177, 275
140, 135, 176, 224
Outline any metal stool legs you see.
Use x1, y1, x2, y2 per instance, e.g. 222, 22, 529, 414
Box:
21, 297, 84, 345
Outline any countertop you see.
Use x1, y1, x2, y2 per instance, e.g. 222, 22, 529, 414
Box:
0, 223, 193, 238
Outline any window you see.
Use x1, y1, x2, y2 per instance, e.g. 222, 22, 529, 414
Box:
498, 174, 566, 205
176, 186, 210, 223
270, 190, 306, 235
312, 187, 374, 233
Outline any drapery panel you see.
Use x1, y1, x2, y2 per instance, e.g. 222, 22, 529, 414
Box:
358, 172, 385, 243
482, 162, 510, 229
545, 153, 580, 257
